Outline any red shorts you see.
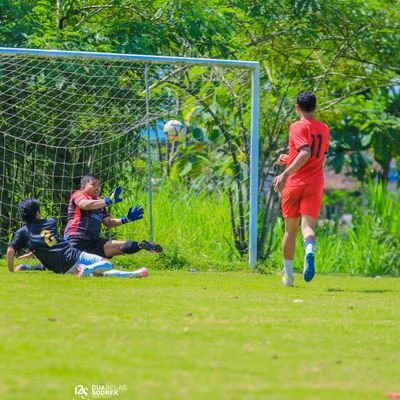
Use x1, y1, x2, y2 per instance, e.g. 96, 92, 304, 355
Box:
281, 183, 324, 219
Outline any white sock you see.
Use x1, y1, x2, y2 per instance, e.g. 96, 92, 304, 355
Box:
103, 269, 133, 278
102, 268, 143, 278
283, 259, 294, 277
305, 241, 315, 254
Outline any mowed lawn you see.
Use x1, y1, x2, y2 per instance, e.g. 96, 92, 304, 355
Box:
0, 268, 399, 400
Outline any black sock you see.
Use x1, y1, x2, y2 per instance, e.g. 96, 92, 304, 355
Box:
121, 241, 141, 254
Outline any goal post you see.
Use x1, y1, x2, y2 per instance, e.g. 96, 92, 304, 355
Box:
0, 47, 259, 268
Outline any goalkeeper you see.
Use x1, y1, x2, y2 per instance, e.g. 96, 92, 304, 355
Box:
63, 174, 162, 258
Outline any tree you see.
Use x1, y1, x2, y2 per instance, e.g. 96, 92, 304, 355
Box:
0, 1, 37, 47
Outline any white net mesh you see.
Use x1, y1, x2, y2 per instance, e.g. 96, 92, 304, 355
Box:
0, 51, 254, 264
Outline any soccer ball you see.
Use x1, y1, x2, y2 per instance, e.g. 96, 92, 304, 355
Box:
163, 120, 185, 141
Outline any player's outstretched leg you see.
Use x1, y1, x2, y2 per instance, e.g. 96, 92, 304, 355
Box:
77, 260, 113, 277
139, 240, 163, 253
103, 267, 148, 278
104, 240, 163, 256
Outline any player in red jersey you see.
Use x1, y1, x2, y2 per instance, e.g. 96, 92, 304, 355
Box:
273, 91, 330, 286
64, 174, 162, 258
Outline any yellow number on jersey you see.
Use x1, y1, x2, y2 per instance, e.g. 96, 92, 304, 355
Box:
40, 229, 58, 247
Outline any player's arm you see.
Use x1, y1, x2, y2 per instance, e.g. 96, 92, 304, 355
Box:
283, 146, 311, 176
7, 230, 28, 272
77, 198, 112, 211
6, 247, 16, 272
276, 154, 289, 165
17, 251, 35, 260
77, 186, 123, 211
102, 206, 144, 228
102, 216, 124, 228
273, 147, 311, 192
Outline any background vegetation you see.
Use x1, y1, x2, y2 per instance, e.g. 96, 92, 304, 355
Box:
110, 180, 399, 276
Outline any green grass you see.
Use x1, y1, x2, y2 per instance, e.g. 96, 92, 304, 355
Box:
1, 267, 399, 400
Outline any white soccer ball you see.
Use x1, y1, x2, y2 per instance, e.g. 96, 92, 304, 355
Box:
163, 120, 185, 141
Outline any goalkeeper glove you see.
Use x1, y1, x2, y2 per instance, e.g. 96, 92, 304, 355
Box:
104, 185, 123, 206
121, 205, 144, 224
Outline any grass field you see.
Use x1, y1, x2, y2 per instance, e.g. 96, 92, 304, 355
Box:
0, 268, 399, 400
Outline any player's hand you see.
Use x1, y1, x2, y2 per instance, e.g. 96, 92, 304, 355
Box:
277, 154, 289, 166
273, 173, 288, 193
105, 186, 123, 206
17, 252, 34, 260
126, 205, 144, 222
110, 186, 123, 203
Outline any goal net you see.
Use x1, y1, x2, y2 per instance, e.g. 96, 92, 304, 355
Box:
0, 48, 259, 267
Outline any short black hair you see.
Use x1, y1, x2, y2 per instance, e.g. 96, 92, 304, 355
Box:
80, 173, 100, 188
18, 199, 41, 222
296, 91, 317, 112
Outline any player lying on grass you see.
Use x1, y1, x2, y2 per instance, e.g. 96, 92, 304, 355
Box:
274, 91, 330, 287
7, 199, 148, 278
64, 174, 162, 258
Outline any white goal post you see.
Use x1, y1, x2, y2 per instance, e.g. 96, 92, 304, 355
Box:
0, 47, 259, 267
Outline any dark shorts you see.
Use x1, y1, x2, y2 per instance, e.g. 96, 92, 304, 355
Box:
67, 237, 109, 258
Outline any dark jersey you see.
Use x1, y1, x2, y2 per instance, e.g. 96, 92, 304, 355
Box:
64, 190, 109, 240
9, 218, 81, 273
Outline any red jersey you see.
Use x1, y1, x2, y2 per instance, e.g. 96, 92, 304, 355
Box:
64, 190, 109, 240
286, 118, 330, 186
